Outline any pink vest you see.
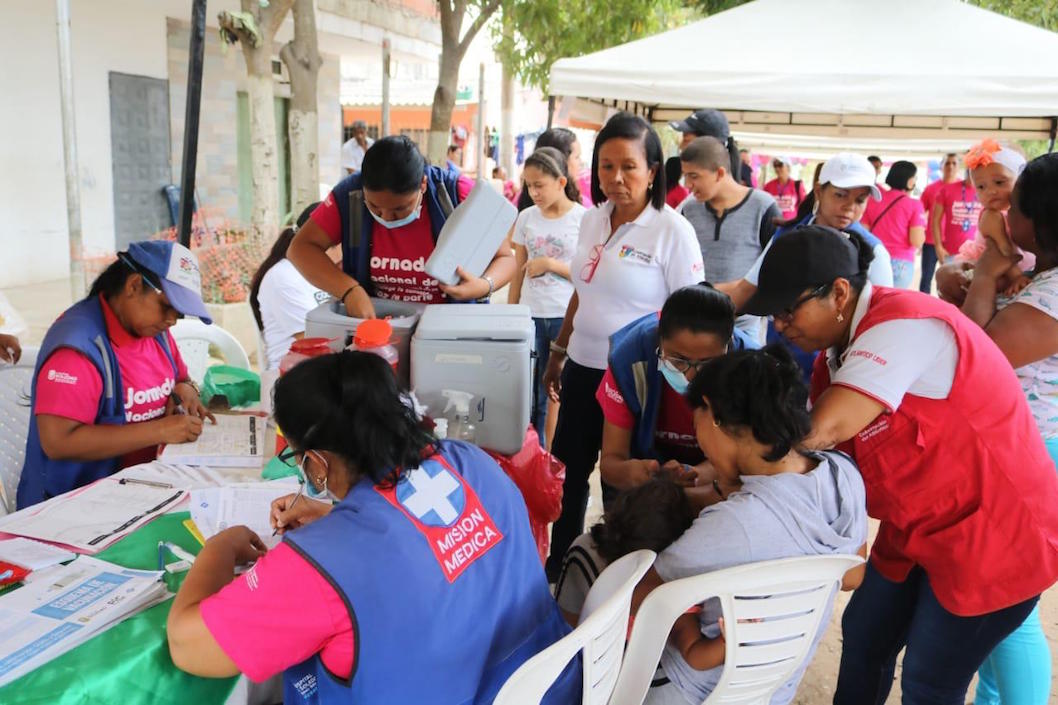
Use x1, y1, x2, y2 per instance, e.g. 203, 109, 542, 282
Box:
811, 287, 1058, 616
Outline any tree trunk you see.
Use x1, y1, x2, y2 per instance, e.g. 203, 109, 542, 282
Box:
244, 47, 281, 239
281, 0, 322, 219
428, 46, 461, 166
427, 0, 502, 166
219, 0, 294, 240
499, 9, 515, 175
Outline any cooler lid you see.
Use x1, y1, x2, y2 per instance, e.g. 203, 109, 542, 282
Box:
413, 304, 534, 342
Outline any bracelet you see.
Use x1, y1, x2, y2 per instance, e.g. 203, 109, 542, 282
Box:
712, 478, 726, 501
478, 275, 495, 303
176, 379, 200, 396
549, 341, 567, 355
340, 283, 362, 304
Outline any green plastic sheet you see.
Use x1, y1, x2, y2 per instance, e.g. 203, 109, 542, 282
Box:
0, 512, 239, 705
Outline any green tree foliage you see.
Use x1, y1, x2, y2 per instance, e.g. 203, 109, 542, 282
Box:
493, 0, 698, 93
967, 0, 1058, 31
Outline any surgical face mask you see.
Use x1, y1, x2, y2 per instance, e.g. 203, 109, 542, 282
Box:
299, 452, 338, 502
659, 358, 690, 395
368, 192, 423, 229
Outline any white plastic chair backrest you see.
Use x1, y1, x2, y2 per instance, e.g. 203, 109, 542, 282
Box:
0, 347, 39, 515
492, 549, 656, 705
171, 319, 250, 384
610, 554, 864, 705
246, 301, 269, 371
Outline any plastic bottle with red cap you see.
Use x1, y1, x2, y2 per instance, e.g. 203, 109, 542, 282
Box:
279, 337, 334, 376
349, 319, 399, 373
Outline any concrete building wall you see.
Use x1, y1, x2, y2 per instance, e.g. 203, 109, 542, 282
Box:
0, 0, 169, 286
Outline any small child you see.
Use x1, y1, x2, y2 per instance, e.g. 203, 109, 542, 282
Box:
554, 475, 695, 625
960, 139, 1033, 295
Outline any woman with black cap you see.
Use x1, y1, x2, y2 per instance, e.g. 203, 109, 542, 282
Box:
744, 225, 1058, 704
668, 109, 745, 185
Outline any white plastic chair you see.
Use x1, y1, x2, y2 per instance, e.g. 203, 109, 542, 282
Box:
610, 554, 864, 705
171, 319, 251, 384
0, 347, 39, 514
493, 549, 656, 705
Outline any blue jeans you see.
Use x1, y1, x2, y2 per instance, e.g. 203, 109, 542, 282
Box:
920, 245, 939, 294
973, 437, 1058, 705
891, 257, 915, 289
834, 563, 1039, 705
531, 317, 564, 447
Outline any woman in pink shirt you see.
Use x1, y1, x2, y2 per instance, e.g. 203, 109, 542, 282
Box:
861, 161, 926, 289
17, 241, 214, 508
762, 157, 805, 221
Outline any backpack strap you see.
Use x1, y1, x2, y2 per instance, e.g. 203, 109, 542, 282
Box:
869, 194, 906, 230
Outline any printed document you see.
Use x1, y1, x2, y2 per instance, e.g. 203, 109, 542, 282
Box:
159, 414, 264, 467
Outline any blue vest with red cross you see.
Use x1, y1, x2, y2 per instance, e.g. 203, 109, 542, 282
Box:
17, 296, 177, 508
281, 440, 581, 704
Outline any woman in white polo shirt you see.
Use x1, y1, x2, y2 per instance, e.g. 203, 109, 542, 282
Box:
541, 112, 704, 581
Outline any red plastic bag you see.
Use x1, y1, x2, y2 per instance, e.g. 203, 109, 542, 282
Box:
486, 427, 565, 564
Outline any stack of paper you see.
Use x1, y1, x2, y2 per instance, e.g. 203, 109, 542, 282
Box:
0, 556, 167, 687
0, 538, 75, 571
0, 480, 186, 553
159, 414, 265, 467
189, 479, 298, 549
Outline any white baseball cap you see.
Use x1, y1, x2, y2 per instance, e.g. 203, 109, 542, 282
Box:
818, 153, 882, 200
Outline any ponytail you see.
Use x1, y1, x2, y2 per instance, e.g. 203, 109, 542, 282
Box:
725, 136, 743, 185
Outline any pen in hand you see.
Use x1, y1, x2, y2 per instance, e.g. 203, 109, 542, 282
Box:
272, 491, 302, 536
169, 391, 188, 416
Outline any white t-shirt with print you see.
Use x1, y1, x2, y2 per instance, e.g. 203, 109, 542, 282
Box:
998, 268, 1058, 439
341, 137, 374, 172
511, 203, 587, 318
258, 259, 330, 369
824, 283, 957, 412
568, 203, 705, 369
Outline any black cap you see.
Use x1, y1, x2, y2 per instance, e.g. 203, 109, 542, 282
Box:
669, 109, 730, 140
743, 226, 861, 316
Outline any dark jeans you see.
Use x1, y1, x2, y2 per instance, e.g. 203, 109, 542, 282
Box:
531, 317, 564, 447
834, 562, 1039, 705
919, 244, 939, 294
545, 360, 616, 582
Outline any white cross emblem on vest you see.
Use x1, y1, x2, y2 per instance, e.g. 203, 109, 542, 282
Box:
400, 466, 461, 524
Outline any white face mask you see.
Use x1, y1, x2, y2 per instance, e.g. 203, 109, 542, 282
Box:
368, 191, 424, 230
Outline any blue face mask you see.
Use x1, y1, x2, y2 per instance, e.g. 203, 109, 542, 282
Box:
368, 192, 423, 229
659, 359, 690, 395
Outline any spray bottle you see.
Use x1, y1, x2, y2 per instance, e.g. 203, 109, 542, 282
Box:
441, 390, 477, 443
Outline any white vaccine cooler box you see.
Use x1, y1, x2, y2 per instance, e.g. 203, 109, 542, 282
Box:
304, 297, 423, 385
411, 304, 533, 455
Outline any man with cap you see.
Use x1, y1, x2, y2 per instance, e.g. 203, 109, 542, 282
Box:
669, 109, 746, 185
341, 120, 374, 175
744, 225, 1058, 705
17, 241, 215, 508
762, 156, 805, 221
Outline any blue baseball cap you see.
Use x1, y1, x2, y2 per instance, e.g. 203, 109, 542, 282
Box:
126, 241, 213, 324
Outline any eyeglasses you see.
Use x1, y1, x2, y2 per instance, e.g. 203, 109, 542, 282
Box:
773, 284, 829, 325
579, 243, 606, 283
277, 446, 301, 468
656, 347, 722, 374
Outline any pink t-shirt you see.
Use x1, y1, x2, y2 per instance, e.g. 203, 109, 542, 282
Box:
200, 542, 354, 682
919, 180, 949, 224
937, 180, 983, 253
762, 178, 805, 221
862, 190, 926, 262
34, 296, 189, 468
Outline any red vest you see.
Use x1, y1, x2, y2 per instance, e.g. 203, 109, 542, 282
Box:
810, 287, 1058, 616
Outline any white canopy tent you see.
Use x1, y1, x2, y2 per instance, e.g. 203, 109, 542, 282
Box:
549, 0, 1058, 157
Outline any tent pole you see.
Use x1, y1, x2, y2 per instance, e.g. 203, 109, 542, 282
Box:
177, 0, 207, 248
1049, 117, 1057, 153
55, 0, 85, 299
546, 96, 555, 130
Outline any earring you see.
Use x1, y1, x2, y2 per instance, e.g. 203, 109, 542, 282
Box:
837, 313, 845, 323
713, 419, 720, 428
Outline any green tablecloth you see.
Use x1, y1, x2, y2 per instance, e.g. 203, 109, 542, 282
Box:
0, 512, 240, 705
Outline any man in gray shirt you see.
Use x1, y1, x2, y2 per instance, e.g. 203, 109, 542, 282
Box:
679, 137, 781, 344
